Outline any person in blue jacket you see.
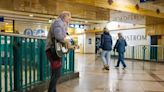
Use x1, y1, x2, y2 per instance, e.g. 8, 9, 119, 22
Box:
100, 28, 113, 70
114, 33, 127, 69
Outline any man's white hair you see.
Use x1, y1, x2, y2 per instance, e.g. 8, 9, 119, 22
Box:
58, 11, 71, 19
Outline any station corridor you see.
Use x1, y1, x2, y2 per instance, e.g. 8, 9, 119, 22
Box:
0, 0, 164, 92
44, 53, 164, 92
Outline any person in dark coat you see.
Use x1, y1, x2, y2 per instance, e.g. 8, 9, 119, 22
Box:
100, 28, 113, 70
114, 33, 127, 69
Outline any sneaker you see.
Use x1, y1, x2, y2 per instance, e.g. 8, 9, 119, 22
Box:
103, 65, 109, 70
122, 66, 126, 70
115, 66, 119, 68
105, 66, 109, 70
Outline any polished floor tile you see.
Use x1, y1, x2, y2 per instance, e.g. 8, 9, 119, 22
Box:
45, 53, 164, 92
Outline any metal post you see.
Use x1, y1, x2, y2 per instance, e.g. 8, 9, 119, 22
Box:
163, 47, 164, 63
25, 38, 27, 87
13, 37, 21, 91
40, 40, 47, 81
29, 38, 32, 84
9, 37, 13, 92
12, 20, 15, 33
4, 36, 8, 92
33, 39, 36, 83
37, 40, 41, 81
132, 46, 134, 70
72, 50, 75, 72
142, 46, 146, 70
0, 36, 2, 92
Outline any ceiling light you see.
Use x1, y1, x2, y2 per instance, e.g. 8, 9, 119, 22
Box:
29, 14, 33, 17
85, 21, 88, 23
48, 18, 53, 23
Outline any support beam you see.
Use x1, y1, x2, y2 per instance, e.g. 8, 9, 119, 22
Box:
61, 0, 164, 19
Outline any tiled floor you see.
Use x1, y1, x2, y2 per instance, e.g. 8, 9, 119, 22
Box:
46, 53, 164, 92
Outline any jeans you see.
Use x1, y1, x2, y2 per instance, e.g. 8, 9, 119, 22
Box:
101, 50, 111, 66
48, 68, 61, 92
116, 52, 126, 67
46, 48, 61, 92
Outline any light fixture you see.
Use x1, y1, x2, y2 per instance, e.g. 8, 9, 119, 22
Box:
69, 24, 74, 28
48, 18, 53, 23
75, 24, 79, 28
80, 25, 84, 29
29, 14, 33, 17
85, 21, 88, 23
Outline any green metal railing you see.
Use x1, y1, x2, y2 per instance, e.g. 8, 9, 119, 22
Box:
0, 33, 75, 92
112, 45, 164, 62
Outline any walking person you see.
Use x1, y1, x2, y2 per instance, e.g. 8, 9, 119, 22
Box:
114, 33, 127, 69
100, 28, 113, 70
96, 38, 101, 56
45, 11, 71, 92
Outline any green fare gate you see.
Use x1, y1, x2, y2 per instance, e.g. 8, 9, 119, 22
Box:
0, 33, 75, 92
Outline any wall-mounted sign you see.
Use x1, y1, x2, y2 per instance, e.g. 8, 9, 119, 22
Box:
140, 0, 155, 3
110, 11, 145, 24
88, 38, 92, 44
34, 29, 45, 36
0, 16, 4, 22
24, 28, 33, 36
110, 28, 150, 46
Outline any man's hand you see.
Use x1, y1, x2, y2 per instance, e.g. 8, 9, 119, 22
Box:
99, 48, 102, 52
64, 38, 70, 43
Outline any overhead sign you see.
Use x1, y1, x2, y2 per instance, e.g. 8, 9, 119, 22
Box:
110, 11, 145, 24
140, 0, 155, 3
0, 16, 4, 22
110, 28, 150, 46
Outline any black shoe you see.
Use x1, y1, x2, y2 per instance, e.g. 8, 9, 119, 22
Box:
105, 67, 109, 70
103, 65, 109, 70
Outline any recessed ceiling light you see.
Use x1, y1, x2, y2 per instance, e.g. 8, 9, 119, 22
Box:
29, 14, 33, 17
85, 21, 88, 23
48, 18, 52, 23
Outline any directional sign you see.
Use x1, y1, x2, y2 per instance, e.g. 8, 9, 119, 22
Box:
140, 0, 155, 3
0, 16, 4, 22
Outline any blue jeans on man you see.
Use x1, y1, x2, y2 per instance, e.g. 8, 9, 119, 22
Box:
116, 52, 126, 68
101, 50, 111, 70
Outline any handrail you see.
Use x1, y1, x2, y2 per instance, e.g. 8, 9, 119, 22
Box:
0, 35, 75, 92
126, 45, 164, 47
111, 45, 164, 61
0, 32, 46, 39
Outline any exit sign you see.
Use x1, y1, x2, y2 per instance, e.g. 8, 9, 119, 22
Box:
140, 0, 155, 3
0, 16, 4, 22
